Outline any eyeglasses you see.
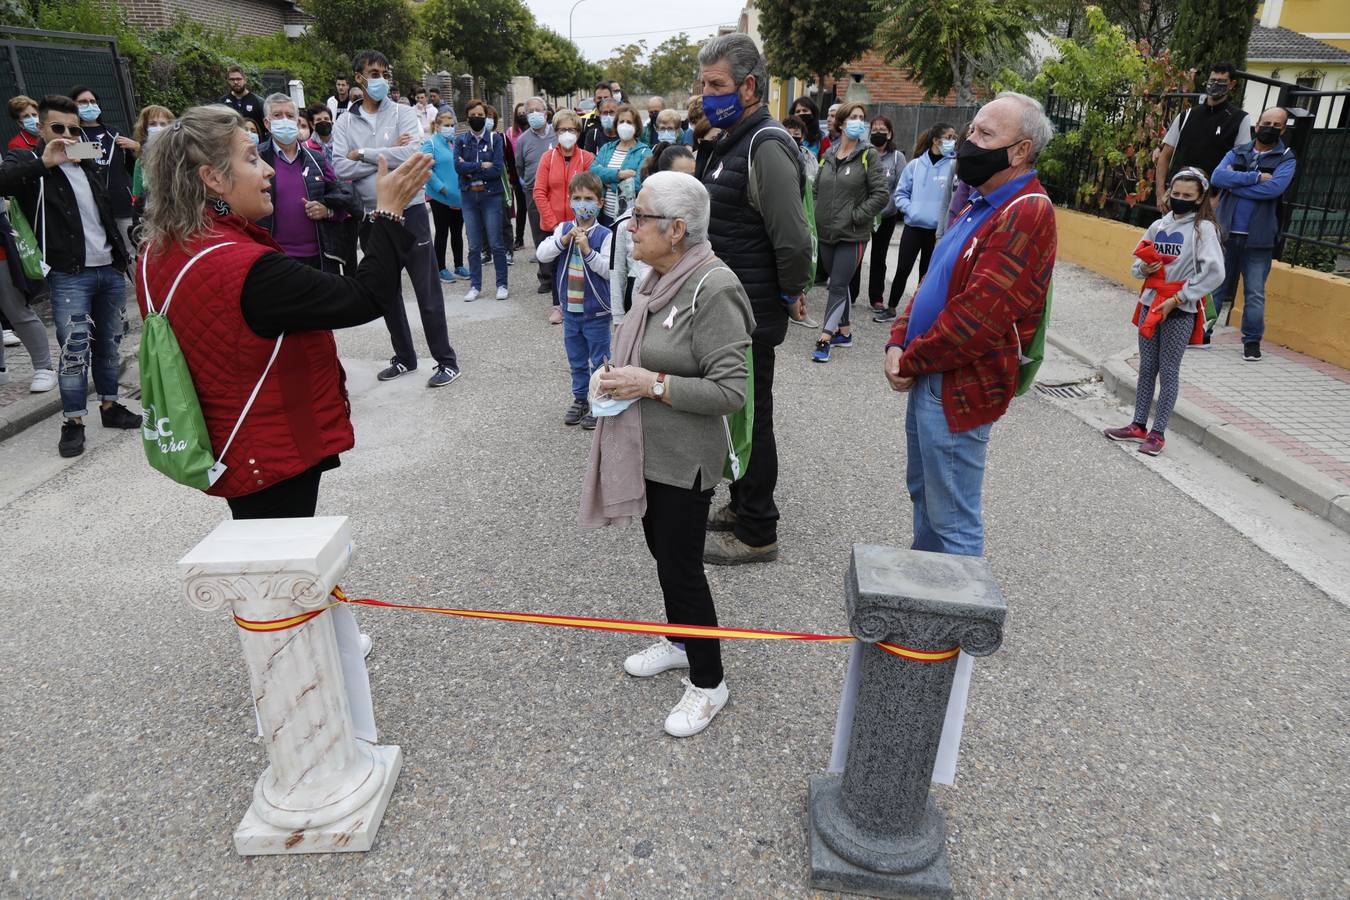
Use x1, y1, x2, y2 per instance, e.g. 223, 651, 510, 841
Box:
48, 122, 80, 136
632, 211, 674, 226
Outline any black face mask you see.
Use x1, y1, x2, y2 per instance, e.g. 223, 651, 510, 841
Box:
955, 139, 1020, 187
314, 121, 332, 138
467, 115, 486, 132
515, 113, 529, 128
870, 132, 888, 148
1206, 81, 1230, 100
1256, 125, 1282, 145
1169, 197, 1199, 216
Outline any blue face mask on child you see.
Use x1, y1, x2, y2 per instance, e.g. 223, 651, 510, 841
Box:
570, 199, 599, 221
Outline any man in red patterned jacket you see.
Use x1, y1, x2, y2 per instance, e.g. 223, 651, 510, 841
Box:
883, 92, 1057, 557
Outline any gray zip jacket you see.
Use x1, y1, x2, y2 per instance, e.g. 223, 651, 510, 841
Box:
332, 98, 425, 211
1130, 212, 1226, 313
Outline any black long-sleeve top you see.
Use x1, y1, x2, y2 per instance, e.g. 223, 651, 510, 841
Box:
240, 215, 412, 338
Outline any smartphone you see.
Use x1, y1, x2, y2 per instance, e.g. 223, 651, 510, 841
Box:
65, 141, 101, 160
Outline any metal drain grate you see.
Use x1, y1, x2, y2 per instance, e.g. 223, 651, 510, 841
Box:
1035, 383, 1091, 399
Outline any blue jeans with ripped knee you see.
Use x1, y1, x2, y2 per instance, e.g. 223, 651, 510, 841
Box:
48, 266, 126, 419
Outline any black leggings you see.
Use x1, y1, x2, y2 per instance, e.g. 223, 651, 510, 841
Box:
227, 464, 324, 520
513, 183, 528, 245
430, 201, 464, 270
887, 225, 937, 308
641, 476, 722, 688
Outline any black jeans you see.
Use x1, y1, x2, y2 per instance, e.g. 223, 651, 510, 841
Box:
887, 225, 937, 308
227, 464, 324, 519
526, 192, 557, 300
340, 216, 360, 277
360, 204, 458, 371
728, 339, 779, 546
429, 201, 464, 271
862, 213, 899, 304
512, 181, 528, 245
642, 476, 722, 688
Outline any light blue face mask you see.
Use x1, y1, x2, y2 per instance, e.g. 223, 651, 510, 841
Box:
657, 129, 678, 143
844, 119, 867, 140
570, 199, 599, 221
20, 114, 38, 134
589, 394, 635, 418
600, 114, 614, 131
146, 124, 165, 138
78, 103, 101, 122
268, 118, 299, 145
940, 139, 956, 156
527, 111, 546, 130
246, 131, 260, 146
364, 77, 390, 102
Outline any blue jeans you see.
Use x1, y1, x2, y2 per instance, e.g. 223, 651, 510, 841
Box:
461, 190, 507, 289
48, 266, 127, 419
905, 373, 993, 556
562, 310, 611, 399
1216, 233, 1273, 343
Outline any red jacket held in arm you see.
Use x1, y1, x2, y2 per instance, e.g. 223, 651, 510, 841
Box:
1130, 238, 1187, 339
888, 176, 1057, 432
136, 214, 356, 498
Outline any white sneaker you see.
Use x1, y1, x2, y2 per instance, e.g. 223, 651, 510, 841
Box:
359, 633, 373, 659
30, 369, 56, 392
2, 329, 18, 346
463, 287, 480, 302
623, 637, 689, 677
495, 285, 509, 301
664, 678, 728, 737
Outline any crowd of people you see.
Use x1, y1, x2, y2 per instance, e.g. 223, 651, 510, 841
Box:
0, 40, 1300, 736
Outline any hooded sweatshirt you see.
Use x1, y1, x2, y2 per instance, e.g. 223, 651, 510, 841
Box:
1129, 212, 1225, 314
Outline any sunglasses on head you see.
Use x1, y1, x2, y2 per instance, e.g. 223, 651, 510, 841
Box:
48, 122, 81, 136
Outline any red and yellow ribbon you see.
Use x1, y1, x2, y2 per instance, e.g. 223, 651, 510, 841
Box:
232, 587, 959, 663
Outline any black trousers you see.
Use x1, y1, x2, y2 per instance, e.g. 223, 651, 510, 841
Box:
887, 225, 937, 308
526, 193, 557, 300
642, 476, 722, 688
429, 201, 464, 270
340, 216, 360, 277
227, 465, 324, 520
512, 182, 528, 245
360, 205, 458, 371
728, 339, 779, 547
861, 213, 899, 304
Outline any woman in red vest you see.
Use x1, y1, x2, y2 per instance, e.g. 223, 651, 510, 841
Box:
137, 104, 433, 520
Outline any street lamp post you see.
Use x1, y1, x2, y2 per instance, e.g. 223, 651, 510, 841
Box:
568, 0, 589, 111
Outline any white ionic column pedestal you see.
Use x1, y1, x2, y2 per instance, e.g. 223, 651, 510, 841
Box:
179, 516, 401, 856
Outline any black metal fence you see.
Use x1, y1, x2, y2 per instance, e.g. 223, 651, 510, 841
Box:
1042, 70, 1350, 273
0, 27, 137, 146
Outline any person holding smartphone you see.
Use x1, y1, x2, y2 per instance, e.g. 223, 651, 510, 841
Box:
0, 95, 136, 459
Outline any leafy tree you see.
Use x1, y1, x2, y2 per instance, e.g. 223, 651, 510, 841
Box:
420, 0, 535, 92
1169, 0, 1259, 77
308, 0, 414, 67
874, 0, 1033, 106
646, 33, 701, 96
599, 42, 648, 95
757, 0, 882, 97
521, 27, 594, 98
1031, 0, 1179, 52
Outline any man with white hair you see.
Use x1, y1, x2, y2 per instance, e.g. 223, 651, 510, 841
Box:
883, 91, 1057, 557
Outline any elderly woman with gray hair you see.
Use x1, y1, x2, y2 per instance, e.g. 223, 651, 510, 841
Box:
580, 171, 754, 738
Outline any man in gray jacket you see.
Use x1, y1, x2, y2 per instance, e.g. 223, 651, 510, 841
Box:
515, 96, 557, 296
333, 49, 460, 388
695, 33, 813, 566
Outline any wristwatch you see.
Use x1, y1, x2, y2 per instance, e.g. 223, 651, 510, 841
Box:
651, 373, 667, 398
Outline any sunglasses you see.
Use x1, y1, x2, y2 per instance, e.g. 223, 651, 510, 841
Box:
48, 122, 81, 136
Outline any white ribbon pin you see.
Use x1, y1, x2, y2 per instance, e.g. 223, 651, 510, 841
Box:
663, 305, 679, 329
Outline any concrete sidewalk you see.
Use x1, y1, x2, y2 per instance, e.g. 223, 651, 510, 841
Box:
1047, 262, 1350, 534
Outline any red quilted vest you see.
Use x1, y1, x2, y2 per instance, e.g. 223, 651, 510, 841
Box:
136, 213, 355, 498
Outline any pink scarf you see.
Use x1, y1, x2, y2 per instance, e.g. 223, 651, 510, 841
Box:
578, 240, 717, 527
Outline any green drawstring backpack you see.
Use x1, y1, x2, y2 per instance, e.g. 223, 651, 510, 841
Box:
138, 244, 283, 489
688, 267, 754, 481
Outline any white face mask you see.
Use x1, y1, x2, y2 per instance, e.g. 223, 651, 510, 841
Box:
439, 126, 455, 137
484, 117, 495, 132
617, 122, 636, 141
557, 131, 578, 149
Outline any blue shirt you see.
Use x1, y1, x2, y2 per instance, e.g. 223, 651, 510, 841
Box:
904, 171, 1037, 346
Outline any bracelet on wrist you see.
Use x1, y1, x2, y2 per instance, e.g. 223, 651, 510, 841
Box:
368, 209, 406, 226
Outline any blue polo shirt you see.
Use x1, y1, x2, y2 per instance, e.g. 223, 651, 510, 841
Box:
904, 171, 1037, 346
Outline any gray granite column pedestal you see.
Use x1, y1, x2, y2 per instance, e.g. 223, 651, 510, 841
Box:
808, 545, 1005, 899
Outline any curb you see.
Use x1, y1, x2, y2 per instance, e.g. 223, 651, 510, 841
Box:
0, 348, 137, 445
1045, 331, 1101, 369
1100, 351, 1350, 537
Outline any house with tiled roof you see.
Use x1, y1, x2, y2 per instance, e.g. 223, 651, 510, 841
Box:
1243, 1, 1350, 127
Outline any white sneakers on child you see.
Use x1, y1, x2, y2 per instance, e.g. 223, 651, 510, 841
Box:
664, 678, 729, 738
623, 638, 728, 737
623, 637, 688, 676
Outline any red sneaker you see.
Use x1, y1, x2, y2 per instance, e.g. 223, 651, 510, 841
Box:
1138, 432, 1165, 456
1104, 423, 1148, 442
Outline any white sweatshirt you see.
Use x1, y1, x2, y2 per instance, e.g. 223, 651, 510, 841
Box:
1130, 212, 1226, 314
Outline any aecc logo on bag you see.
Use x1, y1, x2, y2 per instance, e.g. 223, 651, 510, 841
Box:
141, 406, 187, 454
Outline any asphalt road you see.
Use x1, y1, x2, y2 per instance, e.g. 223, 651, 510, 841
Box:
2, 249, 1345, 898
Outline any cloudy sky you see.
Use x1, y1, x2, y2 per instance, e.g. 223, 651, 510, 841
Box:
523, 0, 738, 62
